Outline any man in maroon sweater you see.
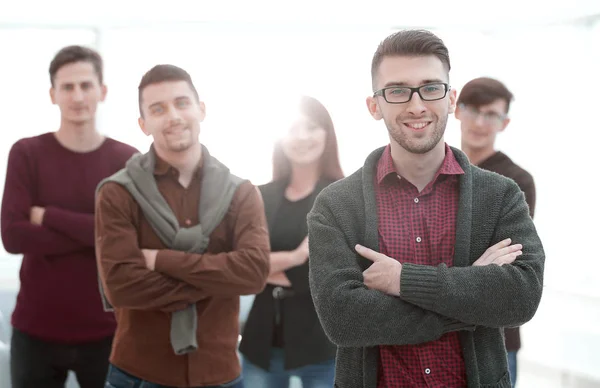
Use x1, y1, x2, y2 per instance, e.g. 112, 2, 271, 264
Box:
456, 77, 536, 388
0, 45, 138, 388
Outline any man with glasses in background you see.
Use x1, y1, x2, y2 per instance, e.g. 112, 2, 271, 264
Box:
307, 30, 545, 388
456, 77, 537, 387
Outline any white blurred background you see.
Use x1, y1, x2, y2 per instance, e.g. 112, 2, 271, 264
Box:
1, 1, 600, 386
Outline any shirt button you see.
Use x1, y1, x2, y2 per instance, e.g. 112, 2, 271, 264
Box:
414, 197, 419, 203
185, 219, 192, 226
425, 368, 431, 375
416, 237, 422, 243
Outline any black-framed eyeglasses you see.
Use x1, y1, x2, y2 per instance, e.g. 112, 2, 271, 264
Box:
374, 83, 450, 104
458, 103, 507, 125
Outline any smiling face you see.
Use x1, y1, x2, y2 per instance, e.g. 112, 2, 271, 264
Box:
138, 80, 205, 155
367, 55, 456, 155
456, 99, 510, 152
280, 114, 327, 168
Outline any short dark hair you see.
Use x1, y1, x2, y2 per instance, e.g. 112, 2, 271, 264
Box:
371, 29, 451, 90
457, 77, 514, 113
49, 45, 103, 87
138, 64, 200, 116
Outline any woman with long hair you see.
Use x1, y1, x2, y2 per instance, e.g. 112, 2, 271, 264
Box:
239, 96, 343, 388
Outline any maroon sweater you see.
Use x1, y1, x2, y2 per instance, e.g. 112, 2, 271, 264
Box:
1, 132, 138, 343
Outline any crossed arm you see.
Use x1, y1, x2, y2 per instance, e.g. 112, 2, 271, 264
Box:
266, 237, 309, 287
1, 142, 95, 256
96, 182, 270, 312
307, 186, 544, 348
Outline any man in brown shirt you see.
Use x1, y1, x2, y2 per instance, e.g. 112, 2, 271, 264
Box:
456, 77, 536, 388
95, 64, 270, 388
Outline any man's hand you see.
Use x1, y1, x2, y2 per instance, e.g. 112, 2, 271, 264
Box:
473, 238, 522, 267
142, 249, 158, 270
292, 237, 309, 266
30, 206, 45, 226
356, 244, 402, 296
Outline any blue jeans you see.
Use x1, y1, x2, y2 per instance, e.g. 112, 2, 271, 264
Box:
105, 364, 244, 388
242, 348, 335, 388
507, 350, 517, 387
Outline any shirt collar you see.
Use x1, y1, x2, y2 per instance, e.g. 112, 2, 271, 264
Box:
153, 146, 204, 179
376, 143, 464, 186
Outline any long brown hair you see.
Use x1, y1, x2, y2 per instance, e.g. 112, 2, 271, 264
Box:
272, 96, 344, 182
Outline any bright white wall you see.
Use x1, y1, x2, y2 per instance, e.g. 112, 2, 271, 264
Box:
96, 24, 396, 184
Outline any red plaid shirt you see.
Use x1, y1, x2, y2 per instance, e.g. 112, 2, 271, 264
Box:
375, 144, 467, 388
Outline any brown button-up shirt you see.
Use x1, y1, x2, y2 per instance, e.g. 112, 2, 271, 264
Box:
95, 154, 270, 387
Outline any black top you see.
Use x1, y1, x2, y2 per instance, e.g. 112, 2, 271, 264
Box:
239, 178, 337, 370
269, 193, 315, 347
477, 151, 536, 351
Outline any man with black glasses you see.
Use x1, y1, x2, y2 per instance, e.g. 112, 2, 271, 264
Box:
307, 30, 545, 388
456, 77, 537, 387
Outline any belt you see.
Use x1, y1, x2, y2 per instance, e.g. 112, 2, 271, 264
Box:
272, 286, 295, 327
272, 286, 296, 300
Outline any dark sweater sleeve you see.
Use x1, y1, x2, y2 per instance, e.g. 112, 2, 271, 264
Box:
400, 182, 544, 328
42, 207, 95, 247
308, 191, 474, 348
41, 143, 139, 247
1, 141, 86, 255
518, 172, 536, 218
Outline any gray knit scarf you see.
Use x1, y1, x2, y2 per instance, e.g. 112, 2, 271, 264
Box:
97, 145, 243, 355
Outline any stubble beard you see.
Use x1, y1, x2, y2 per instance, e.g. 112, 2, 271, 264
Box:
385, 113, 448, 154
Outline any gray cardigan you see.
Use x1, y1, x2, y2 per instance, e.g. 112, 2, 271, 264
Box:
307, 146, 545, 388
